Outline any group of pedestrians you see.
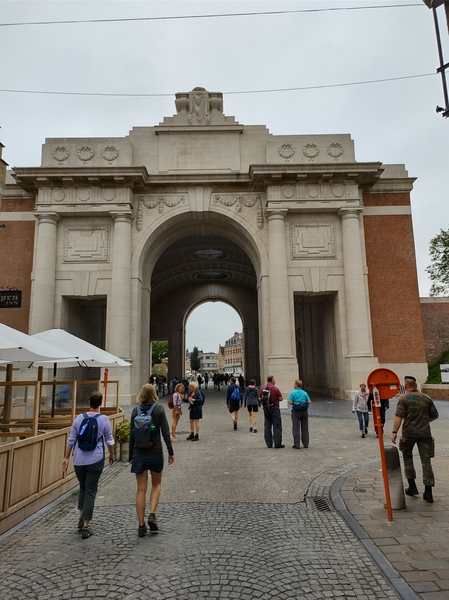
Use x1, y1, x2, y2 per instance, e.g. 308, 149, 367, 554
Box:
61, 372, 438, 540
224, 375, 311, 449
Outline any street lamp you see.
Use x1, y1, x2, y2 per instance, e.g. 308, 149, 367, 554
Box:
422, 0, 449, 117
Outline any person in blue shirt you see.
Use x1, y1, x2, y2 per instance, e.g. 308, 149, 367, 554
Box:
288, 379, 311, 449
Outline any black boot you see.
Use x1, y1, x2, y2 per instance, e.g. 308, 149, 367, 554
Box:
186, 432, 194, 440
405, 479, 419, 496
423, 486, 434, 503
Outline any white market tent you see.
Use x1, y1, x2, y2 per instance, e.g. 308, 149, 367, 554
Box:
32, 329, 131, 368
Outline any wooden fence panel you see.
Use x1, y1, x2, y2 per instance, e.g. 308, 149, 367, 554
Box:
0, 412, 124, 535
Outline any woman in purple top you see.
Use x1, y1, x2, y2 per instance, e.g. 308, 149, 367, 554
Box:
60, 391, 115, 539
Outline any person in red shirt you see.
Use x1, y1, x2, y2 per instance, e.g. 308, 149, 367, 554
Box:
259, 375, 284, 448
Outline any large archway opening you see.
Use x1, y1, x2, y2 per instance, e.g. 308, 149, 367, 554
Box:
148, 232, 261, 384
185, 301, 242, 373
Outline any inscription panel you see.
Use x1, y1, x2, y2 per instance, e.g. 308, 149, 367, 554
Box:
64, 227, 109, 263
159, 133, 240, 171
291, 223, 336, 259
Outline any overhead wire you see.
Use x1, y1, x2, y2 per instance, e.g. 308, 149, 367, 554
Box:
0, 3, 430, 99
0, 3, 422, 28
0, 73, 435, 98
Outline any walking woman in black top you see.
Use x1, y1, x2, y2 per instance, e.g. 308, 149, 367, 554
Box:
129, 384, 174, 537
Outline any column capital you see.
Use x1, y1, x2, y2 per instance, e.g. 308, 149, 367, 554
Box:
266, 207, 288, 222
338, 207, 363, 221
34, 211, 60, 225
110, 210, 134, 224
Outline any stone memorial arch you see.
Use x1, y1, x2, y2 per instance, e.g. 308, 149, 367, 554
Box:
8, 87, 428, 401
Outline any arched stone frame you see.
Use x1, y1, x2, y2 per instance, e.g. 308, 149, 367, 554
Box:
129, 205, 267, 396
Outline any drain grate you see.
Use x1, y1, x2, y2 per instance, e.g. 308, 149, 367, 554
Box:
311, 497, 332, 512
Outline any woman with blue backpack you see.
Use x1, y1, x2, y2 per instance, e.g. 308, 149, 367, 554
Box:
129, 383, 174, 537
60, 391, 115, 539
226, 376, 242, 430
244, 379, 260, 433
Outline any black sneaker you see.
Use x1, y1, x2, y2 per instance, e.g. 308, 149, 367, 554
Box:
233, 422, 237, 430
249, 427, 253, 432
147, 513, 159, 531
138, 524, 147, 537
77, 518, 83, 532
81, 526, 91, 539
275, 444, 285, 448
361, 433, 366, 438
365, 427, 368, 435
191, 434, 199, 441
186, 432, 194, 440
253, 428, 257, 433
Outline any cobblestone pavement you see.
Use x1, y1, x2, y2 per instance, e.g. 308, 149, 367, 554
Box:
1, 388, 447, 600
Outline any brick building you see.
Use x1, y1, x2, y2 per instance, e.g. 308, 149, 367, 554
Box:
224, 332, 244, 375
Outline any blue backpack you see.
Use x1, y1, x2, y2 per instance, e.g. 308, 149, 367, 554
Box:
134, 404, 158, 448
231, 386, 242, 401
77, 413, 101, 451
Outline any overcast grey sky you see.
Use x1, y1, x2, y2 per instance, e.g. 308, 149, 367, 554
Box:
1, 1, 448, 352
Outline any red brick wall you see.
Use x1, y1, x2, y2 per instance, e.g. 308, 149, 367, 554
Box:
363, 192, 426, 363
420, 300, 449, 364
0, 197, 35, 333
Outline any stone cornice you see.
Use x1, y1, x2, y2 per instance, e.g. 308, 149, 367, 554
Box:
249, 162, 384, 187
11, 167, 149, 193
367, 177, 416, 193
10, 162, 386, 193
154, 124, 243, 133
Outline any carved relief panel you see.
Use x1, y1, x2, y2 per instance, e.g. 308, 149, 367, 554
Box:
291, 223, 336, 259
64, 227, 109, 263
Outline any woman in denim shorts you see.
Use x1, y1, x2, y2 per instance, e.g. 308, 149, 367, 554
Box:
129, 384, 174, 537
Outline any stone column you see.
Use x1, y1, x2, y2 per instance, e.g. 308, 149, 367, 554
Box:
266, 208, 298, 399
339, 208, 372, 357
267, 209, 294, 357
30, 212, 60, 334
109, 211, 133, 359
168, 328, 184, 381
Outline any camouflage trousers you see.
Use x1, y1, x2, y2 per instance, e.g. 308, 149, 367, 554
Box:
399, 436, 435, 486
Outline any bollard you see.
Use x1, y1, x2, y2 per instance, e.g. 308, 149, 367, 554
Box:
383, 445, 406, 510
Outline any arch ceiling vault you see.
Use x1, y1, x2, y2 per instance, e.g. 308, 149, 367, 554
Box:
150, 234, 257, 307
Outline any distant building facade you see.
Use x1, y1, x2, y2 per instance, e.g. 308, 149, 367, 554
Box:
198, 350, 218, 373
218, 345, 225, 373
224, 332, 244, 375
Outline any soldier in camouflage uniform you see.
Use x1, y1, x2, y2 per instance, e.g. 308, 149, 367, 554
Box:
391, 377, 439, 503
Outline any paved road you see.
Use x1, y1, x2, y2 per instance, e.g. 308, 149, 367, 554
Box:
1, 387, 447, 600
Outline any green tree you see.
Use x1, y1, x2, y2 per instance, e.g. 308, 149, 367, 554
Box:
190, 346, 200, 372
151, 341, 168, 366
426, 228, 449, 296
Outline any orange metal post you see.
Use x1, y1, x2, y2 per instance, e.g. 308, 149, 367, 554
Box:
103, 368, 109, 407
372, 386, 393, 521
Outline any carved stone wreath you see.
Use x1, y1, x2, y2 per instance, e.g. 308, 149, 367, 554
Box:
102, 145, 119, 163
278, 143, 295, 160
327, 142, 344, 160
214, 195, 264, 229
136, 196, 186, 231
302, 143, 320, 160
77, 145, 94, 164
52, 145, 70, 164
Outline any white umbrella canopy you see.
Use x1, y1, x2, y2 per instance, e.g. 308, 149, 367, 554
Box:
0, 323, 77, 364
31, 329, 131, 368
